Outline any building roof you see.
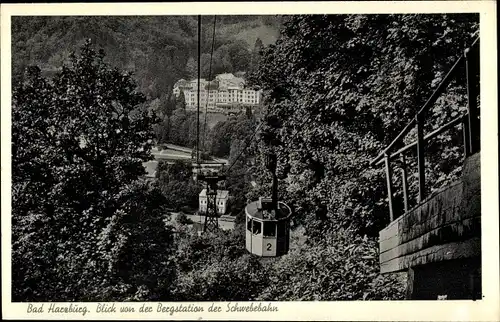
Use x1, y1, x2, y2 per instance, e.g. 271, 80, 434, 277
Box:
176, 74, 250, 92
174, 79, 189, 88
190, 78, 207, 84
216, 73, 235, 80
231, 77, 245, 85
199, 189, 229, 199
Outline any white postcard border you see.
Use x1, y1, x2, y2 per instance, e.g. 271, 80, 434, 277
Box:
1, 2, 498, 321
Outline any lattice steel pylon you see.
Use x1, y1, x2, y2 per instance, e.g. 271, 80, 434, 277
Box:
198, 173, 226, 233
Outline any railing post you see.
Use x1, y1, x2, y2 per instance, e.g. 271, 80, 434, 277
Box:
384, 153, 395, 222
416, 114, 426, 202
465, 46, 480, 154
400, 153, 409, 213
462, 113, 471, 157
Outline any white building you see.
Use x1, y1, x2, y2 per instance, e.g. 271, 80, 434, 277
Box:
199, 189, 229, 215
172, 79, 189, 97
173, 73, 261, 110
142, 160, 158, 179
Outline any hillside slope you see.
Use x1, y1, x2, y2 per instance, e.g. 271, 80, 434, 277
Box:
11, 15, 281, 100
216, 16, 281, 47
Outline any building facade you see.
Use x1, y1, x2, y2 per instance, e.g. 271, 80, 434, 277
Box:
173, 73, 261, 110
199, 189, 229, 215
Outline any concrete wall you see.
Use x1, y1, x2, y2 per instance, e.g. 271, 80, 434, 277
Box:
379, 152, 481, 274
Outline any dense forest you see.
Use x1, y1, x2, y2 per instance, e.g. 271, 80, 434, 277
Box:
11, 14, 478, 301
12, 15, 279, 100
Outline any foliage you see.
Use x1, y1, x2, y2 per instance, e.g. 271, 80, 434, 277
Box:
176, 213, 194, 225
248, 37, 264, 78
172, 229, 269, 301
209, 112, 257, 158
247, 14, 478, 300
258, 229, 406, 300
173, 254, 268, 301
11, 40, 176, 301
176, 91, 187, 110
157, 109, 199, 147
94, 180, 177, 301
156, 160, 200, 211
214, 111, 258, 215
250, 14, 479, 238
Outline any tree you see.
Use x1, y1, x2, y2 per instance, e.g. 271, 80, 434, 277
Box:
185, 56, 197, 79
164, 109, 200, 147
248, 37, 264, 75
11, 40, 176, 301
156, 159, 193, 183
257, 228, 406, 300
172, 229, 269, 301
168, 108, 188, 145
251, 14, 478, 237
153, 116, 170, 144
156, 160, 200, 211
212, 45, 233, 76
176, 90, 187, 110
247, 14, 478, 300
227, 40, 250, 72
95, 180, 177, 301
200, 53, 213, 79
208, 112, 257, 158
176, 213, 194, 225
254, 38, 263, 52
245, 106, 254, 119
209, 121, 234, 157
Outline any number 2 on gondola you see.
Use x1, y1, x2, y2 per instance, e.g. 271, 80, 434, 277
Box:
266, 243, 272, 251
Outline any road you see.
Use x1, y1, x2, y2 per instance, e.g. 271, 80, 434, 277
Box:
145, 145, 229, 177
150, 146, 229, 164
151, 146, 192, 160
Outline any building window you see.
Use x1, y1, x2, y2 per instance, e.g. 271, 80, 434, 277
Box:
263, 222, 276, 237
252, 220, 262, 235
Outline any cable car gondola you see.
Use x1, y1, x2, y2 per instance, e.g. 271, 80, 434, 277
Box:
245, 152, 292, 257
245, 197, 292, 257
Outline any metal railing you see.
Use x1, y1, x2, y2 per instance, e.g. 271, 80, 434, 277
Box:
370, 36, 480, 222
